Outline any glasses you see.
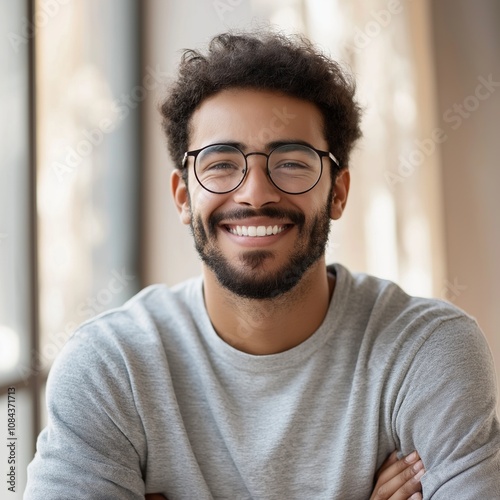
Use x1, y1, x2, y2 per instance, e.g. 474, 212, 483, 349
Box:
182, 143, 340, 195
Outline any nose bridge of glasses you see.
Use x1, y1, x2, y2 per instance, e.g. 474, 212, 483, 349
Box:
241, 150, 269, 174
232, 151, 279, 200
244, 150, 270, 166
232, 150, 282, 203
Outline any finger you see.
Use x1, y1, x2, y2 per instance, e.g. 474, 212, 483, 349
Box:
374, 459, 425, 500
388, 463, 424, 500
376, 450, 419, 486
375, 451, 399, 479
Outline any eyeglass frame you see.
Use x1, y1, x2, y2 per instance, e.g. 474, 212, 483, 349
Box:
181, 142, 341, 195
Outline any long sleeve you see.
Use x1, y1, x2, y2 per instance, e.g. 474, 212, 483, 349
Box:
394, 315, 500, 498
25, 327, 147, 499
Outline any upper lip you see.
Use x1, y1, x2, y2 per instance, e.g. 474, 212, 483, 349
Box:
220, 217, 292, 227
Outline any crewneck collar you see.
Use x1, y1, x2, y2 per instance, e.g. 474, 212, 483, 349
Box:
191, 263, 352, 373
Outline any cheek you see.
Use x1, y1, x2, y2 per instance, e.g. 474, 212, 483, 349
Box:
189, 184, 226, 220
187, 174, 206, 210
314, 179, 334, 213
300, 192, 330, 217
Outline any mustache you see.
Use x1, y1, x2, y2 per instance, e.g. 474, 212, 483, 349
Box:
208, 207, 306, 235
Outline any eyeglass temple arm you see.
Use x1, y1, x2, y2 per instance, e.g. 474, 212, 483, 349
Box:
328, 152, 340, 167
181, 152, 189, 167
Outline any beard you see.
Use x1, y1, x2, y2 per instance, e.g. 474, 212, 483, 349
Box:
189, 191, 333, 300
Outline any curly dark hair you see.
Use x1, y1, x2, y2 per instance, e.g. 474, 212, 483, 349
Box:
160, 30, 362, 181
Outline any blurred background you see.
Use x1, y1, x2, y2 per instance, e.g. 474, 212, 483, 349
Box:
1, 0, 499, 496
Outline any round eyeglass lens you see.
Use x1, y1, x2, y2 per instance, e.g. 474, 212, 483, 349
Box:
268, 144, 321, 193
195, 145, 246, 193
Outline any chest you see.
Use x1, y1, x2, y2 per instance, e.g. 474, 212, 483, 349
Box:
144, 355, 395, 499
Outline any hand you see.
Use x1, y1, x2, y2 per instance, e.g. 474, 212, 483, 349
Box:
370, 450, 425, 500
145, 495, 167, 499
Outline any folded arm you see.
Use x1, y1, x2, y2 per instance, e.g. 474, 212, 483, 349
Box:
394, 316, 500, 498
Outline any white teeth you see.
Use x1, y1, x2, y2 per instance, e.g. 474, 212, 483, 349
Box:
227, 225, 286, 237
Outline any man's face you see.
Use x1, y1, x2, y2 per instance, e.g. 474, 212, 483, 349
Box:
173, 88, 347, 299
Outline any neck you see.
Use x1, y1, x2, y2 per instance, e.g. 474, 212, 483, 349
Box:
203, 259, 335, 355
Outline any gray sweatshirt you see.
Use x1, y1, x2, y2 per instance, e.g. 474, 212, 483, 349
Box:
25, 264, 500, 499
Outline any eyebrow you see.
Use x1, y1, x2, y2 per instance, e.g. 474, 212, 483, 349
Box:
267, 139, 317, 150
213, 139, 318, 151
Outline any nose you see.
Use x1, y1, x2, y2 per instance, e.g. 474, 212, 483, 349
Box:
232, 153, 281, 208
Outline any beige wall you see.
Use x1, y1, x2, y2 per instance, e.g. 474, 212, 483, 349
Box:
431, 0, 500, 414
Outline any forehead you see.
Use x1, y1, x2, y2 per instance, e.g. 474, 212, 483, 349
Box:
188, 88, 327, 150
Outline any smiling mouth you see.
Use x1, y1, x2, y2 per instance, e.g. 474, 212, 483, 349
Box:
225, 224, 289, 237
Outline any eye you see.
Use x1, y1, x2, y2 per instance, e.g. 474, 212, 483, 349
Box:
213, 161, 237, 169
275, 160, 311, 170
199, 160, 245, 179
205, 161, 240, 171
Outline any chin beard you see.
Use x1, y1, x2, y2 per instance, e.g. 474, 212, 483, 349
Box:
190, 199, 333, 300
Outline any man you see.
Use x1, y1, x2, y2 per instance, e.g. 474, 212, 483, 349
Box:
26, 31, 499, 499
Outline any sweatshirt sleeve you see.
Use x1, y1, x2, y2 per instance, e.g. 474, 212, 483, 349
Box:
393, 315, 500, 499
24, 325, 147, 499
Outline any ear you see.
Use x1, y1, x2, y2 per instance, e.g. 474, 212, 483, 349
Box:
171, 169, 191, 225
330, 168, 350, 220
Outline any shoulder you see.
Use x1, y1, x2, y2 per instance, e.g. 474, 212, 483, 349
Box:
335, 262, 466, 316
72, 275, 202, 342
332, 262, 477, 337
49, 276, 204, 386
330, 264, 489, 376
331, 270, 497, 414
